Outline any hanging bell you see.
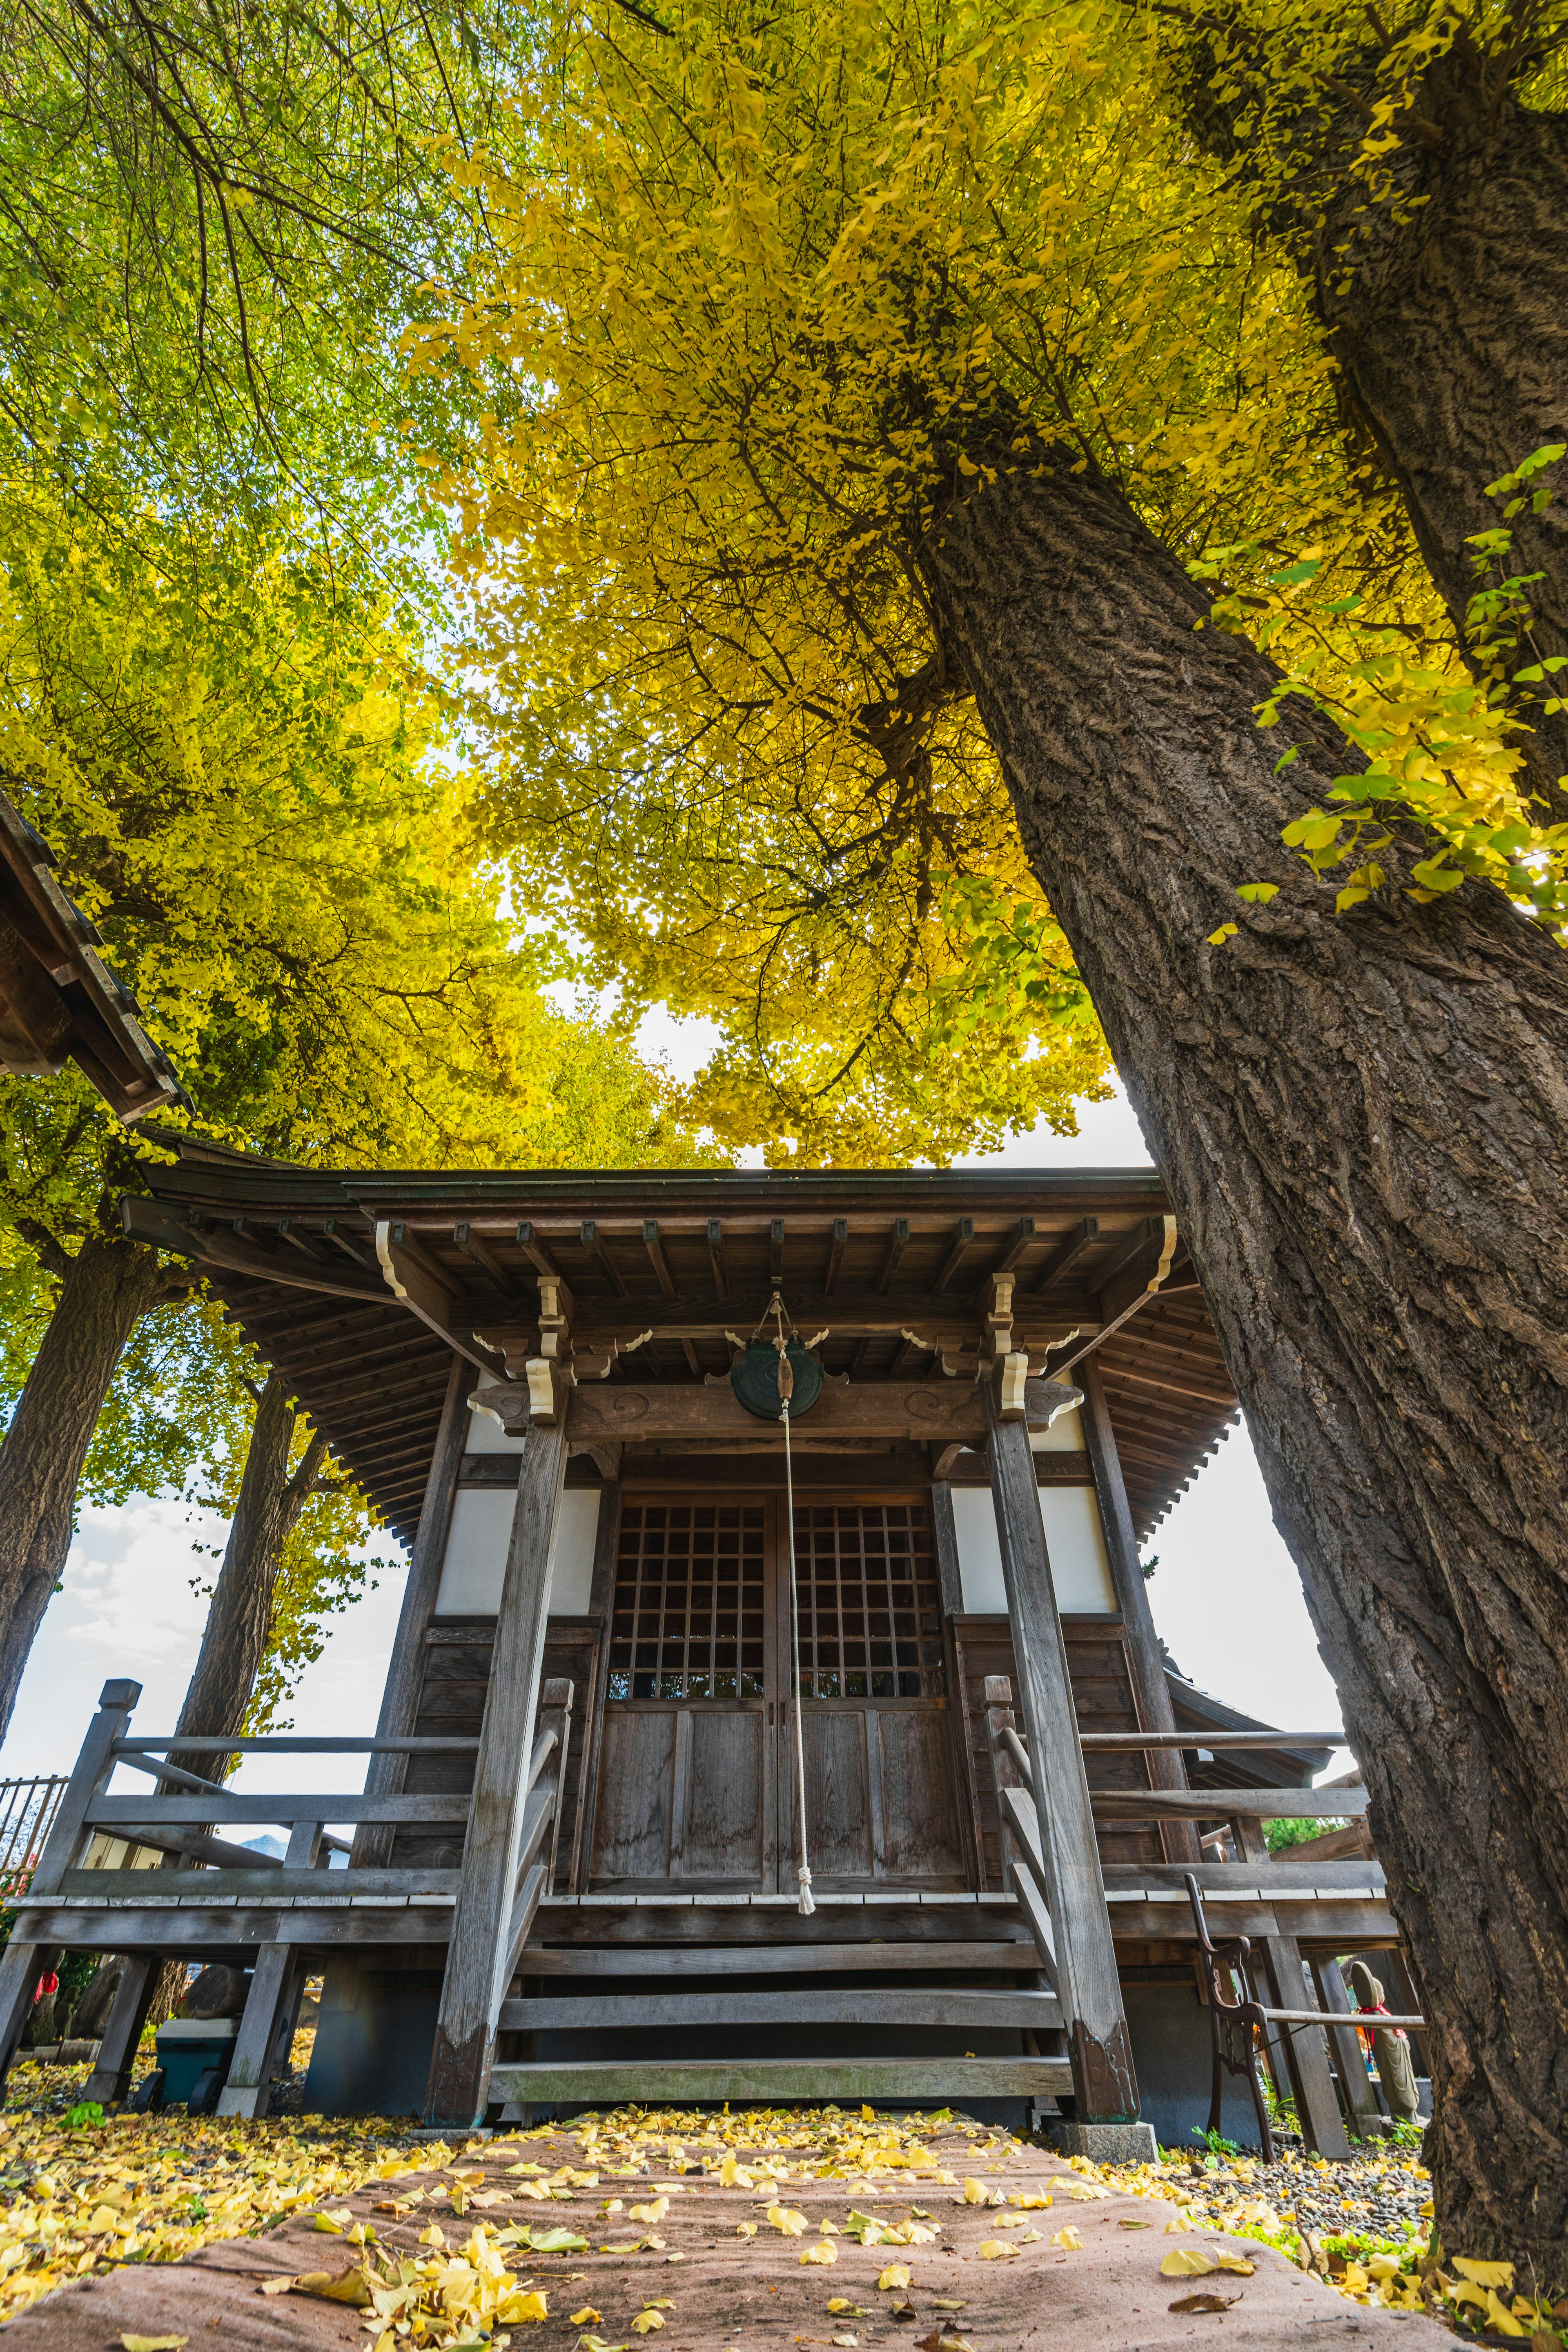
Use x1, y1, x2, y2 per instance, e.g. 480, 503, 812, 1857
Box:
729, 1335, 823, 1422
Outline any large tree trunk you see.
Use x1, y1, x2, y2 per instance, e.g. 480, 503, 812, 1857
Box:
167, 1372, 325, 1783
1313, 55, 1568, 808
0, 1229, 164, 1742
916, 451, 1568, 2273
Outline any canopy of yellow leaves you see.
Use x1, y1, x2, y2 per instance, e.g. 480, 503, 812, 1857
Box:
398, 0, 1566, 1164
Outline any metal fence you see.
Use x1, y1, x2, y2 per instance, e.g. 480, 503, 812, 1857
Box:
0, 1776, 69, 1901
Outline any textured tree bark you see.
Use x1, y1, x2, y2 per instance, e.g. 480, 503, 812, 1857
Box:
1184, 36, 1568, 807
1311, 57, 1568, 809
0, 1230, 164, 1742
167, 1372, 326, 1784
915, 451, 1568, 2272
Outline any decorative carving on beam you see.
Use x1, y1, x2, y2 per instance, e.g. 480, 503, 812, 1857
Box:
468, 1372, 1080, 1445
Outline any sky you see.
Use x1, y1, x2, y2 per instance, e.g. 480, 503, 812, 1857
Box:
0, 1013, 1352, 1806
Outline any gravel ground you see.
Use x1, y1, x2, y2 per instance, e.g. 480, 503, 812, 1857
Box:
1165, 2148, 1431, 2250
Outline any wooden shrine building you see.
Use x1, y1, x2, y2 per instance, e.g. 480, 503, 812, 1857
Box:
0, 1154, 1413, 2152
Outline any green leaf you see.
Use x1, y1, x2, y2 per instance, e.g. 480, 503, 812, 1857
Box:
1235, 882, 1279, 904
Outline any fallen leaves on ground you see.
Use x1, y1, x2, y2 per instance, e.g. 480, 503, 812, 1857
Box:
1169, 2291, 1241, 2314
877, 2262, 913, 2291
0, 2058, 439, 2327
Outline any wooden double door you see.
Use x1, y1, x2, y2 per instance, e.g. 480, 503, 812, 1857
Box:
588, 1494, 969, 1893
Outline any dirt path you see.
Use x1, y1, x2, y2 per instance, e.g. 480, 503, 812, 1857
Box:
1, 2119, 1454, 2352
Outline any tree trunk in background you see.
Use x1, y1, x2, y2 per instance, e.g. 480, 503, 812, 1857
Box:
917, 450, 1568, 2274
0, 1231, 163, 1742
166, 1372, 326, 1786
1312, 58, 1568, 810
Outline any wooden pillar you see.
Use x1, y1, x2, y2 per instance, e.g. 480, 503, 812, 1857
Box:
1079, 1362, 1201, 1867
218, 1821, 323, 2118
929, 1483, 964, 1616
425, 1401, 570, 2125
80, 1955, 161, 2105
0, 1678, 142, 2088
1314, 1955, 1385, 2141
984, 1376, 1137, 2122
571, 1473, 624, 1894
1258, 1931, 1352, 2158
354, 1356, 473, 1869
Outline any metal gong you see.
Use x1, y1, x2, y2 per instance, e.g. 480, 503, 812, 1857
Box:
729, 1336, 824, 1423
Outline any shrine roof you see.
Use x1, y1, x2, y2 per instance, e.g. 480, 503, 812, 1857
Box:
124, 1146, 1240, 1547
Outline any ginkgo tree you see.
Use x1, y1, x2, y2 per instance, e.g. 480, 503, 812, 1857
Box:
416, 0, 1568, 2269
0, 474, 708, 1748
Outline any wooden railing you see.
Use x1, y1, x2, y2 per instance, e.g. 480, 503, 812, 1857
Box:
0, 1774, 69, 1898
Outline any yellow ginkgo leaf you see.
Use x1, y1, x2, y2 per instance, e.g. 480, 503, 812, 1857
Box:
977, 2241, 1018, 2260
499, 2292, 550, 2325
571, 2308, 603, 2325
1012, 2193, 1051, 2209
1163, 2218, 1190, 2233
878, 2264, 913, 2292
121, 2338, 187, 2350
827, 2299, 866, 2315
314, 2208, 353, 2232
801, 2242, 838, 2265
1214, 2252, 1254, 2275
419, 2223, 446, 2248
631, 2312, 664, 2334
1161, 2249, 1216, 2277
768, 2205, 808, 2235
960, 2178, 996, 2205
820, 2219, 841, 2235
1018, 2228, 1045, 2245
630, 2198, 670, 2226
1452, 2259, 1517, 2290
736, 2221, 758, 2238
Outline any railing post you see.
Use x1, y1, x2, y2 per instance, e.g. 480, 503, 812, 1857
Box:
0, 1679, 141, 2083
981, 1675, 1025, 1884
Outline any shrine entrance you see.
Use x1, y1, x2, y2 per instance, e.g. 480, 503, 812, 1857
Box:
587, 1495, 969, 1892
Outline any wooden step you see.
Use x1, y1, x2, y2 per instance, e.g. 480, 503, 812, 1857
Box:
521, 1940, 1036, 1978
491, 2056, 1074, 2107
501, 1987, 1062, 2031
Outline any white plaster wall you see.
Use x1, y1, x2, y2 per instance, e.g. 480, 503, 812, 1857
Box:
951, 1474, 1118, 1615
433, 1485, 601, 1616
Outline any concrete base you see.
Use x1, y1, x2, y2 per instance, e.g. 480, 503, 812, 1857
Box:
1051, 2120, 1158, 2164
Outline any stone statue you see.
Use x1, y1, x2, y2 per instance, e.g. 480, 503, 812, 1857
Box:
1349, 1959, 1421, 2122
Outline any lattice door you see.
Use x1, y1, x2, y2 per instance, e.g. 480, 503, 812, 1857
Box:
786, 1501, 968, 1888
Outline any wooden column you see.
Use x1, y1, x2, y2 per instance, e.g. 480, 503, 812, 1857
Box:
1314, 1955, 1385, 2141
1258, 1932, 1352, 2157
425, 1401, 570, 2125
218, 1821, 323, 2118
80, 1956, 161, 2105
572, 1477, 624, 1893
929, 1483, 964, 1616
1079, 1361, 1201, 1867
984, 1377, 1137, 2122
354, 1356, 473, 1868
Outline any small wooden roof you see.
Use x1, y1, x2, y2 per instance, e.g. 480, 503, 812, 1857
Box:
0, 791, 186, 1121
124, 1150, 1241, 1545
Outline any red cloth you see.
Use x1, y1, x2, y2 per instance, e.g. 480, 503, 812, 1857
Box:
34, 1972, 58, 2000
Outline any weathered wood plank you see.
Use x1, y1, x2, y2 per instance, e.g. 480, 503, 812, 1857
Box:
499, 1987, 1063, 2030
427, 1405, 570, 2123
1080, 1731, 1347, 1750
49, 1867, 461, 1901
984, 1378, 1133, 2121
87, 1795, 475, 1826
1091, 1787, 1368, 1822
1258, 1930, 1352, 2158
491, 2057, 1074, 2105
1104, 1859, 1386, 1891
519, 1939, 1036, 1977
479, 1288, 1097, 1350
16, 1904, 458, 1949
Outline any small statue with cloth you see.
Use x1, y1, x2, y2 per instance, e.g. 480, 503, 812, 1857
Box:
1349, 1957, 1421, 2123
